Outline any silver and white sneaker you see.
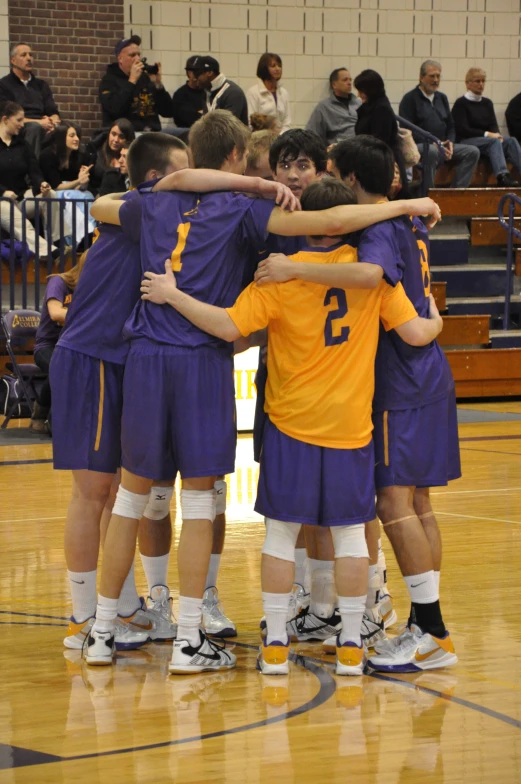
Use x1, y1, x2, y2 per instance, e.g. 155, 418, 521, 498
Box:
368, 624, 457, 673
373, 623, 413, 655
287, 606, 342, 642
85, 629, 115, 666
361, 607, 387, 648
66, 616, 148, 651
169, 630, 237, 674
146, 585, 177, 641
202, 586, 237, 638
259, 582, 310, 635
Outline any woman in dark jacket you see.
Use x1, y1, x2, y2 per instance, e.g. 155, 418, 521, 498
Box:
85, 118, 135, 194
354, 70, 410, 197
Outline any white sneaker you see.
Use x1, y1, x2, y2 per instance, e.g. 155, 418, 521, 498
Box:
322, 633, 337, 654
361, 607, 387, 648
202, 586, 237, 638
257, 638, 290, 676
64, 616, 148, 651
85, 629, 115, 666
379, 591, 398, 629
146, 585, 177, 641
259, 582, 310, 635
169, 630, 237, 674
287, 606, 341, 642
368, 624, 458, 673
64, 616, 94, 649
373, 623, 413, 655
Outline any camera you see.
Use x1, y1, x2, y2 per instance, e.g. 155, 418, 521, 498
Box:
141, 57, 159, 75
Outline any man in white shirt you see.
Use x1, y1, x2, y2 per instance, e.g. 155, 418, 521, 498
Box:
306, 68, 361, 147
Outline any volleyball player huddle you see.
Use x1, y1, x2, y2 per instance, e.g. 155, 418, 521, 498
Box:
50, 109, 460, 679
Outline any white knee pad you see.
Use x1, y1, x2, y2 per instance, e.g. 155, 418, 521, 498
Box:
143, 485, 174, 521
331, 524, 369, 559
181, 489, 216, 521
262, 518, 301, 562
112, 486, 150, 520
214, 480, 227, 516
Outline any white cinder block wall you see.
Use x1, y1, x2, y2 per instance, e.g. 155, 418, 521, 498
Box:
126, 0, 521, 133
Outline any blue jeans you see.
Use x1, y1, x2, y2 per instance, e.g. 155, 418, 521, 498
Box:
461, 135, 521, 177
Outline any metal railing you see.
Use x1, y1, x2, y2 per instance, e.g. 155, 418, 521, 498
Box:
0, 195, 95, 313
498, 192, 521, 331
395, 114, 445, 197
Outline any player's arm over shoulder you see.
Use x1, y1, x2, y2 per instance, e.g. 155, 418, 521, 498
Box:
90, 192, 127, 225
380, 282, 442, 346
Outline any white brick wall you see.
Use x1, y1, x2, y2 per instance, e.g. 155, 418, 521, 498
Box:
125, 0, 521, 134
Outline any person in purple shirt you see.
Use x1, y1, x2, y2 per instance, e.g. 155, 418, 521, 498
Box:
84, 111, 444, 672
255, 135, 459, 673
31, 259, 84, 432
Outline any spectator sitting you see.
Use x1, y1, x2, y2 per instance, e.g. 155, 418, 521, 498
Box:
246, 53, 291, 134
0, 101, 60, 258
452, 68, 521, 187
399, 60, 479, 190
250, 113, 280, 133
98, 143, 131, 196
190, 56, 248, 125
354, 69, 410, 197
31, 251, 86, 432
86, 118, 135, 195
39, 122, 96, 247
0, 43, 60, 157
98, 35, 173, 133
306, 68, 361, 146
506, 92, 521, 145
245, 130, 279, 179
172, 57, 207, 129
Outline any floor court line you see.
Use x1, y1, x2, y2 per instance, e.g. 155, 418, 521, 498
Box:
435, 510, 521, 526
432, 487, 521, 496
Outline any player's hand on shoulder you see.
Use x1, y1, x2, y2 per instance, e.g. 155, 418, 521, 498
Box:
406, 197, 441, 229
255, 253, 296, 286
258, 180, 301, 212
141, 259, 178, 305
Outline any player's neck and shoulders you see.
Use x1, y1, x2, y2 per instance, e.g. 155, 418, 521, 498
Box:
290, 238, 357, 265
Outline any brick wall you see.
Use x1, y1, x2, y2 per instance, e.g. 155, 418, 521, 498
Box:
8, 0, 124, 139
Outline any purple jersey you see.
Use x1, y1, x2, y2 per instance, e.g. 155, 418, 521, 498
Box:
35, 276, 72, 352
58, 191, 142, 364
124, 191, 275, 349
359, 216, 453, 411
244, 233, 305, 288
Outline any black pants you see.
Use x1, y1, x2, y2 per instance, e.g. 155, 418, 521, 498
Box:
34, 345, 55, 410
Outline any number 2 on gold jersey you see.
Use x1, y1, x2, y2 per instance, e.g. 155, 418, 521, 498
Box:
170, 222, 191, 272
324, 287, 350, 346
417, 239, 430, 297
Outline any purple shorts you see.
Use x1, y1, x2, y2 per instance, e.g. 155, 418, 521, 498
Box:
255, 418, 376, 526
121, 340, 237, 480
253, 359, 267, 463
373, 388, 461, 489
50, 346, 124, 474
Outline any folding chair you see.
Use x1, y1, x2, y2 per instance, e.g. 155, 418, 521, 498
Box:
1, 309, 45, 429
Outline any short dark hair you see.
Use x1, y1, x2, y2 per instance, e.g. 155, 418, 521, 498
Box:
329, 135, 394, 196
269, 129, 327, 174
257, 53, 282, 81
353, 69, 386, 102
189, 110, 250, 169
329, 68, 348, 88
126, 132, 188, 186
301, 178, 357, 239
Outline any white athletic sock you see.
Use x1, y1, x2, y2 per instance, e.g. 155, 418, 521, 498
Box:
68, 569, 97, 623
404, 571, 439, 604
294, 549, 308, 589
310, 560, 336, 618
93, 594, 118, 634
434, 570, 441, 594
338, 594, 367, 646
205, 553, 221, 590
117, 562, 141, 617
366, 564, 380, 610
263, 591, 291, 645
140, 553, 170, 594
177, 596, 203, 646
377, 539, 388, 591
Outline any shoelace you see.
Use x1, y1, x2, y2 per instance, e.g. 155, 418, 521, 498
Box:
149, 595, 175, 621
204, 635, 227, 657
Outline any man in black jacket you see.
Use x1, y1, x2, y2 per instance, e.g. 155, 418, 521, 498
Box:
506, 92, 521, 145
399, 60, 479, 190
0, 43, 60, 156
190, 56, 248, 126
172, 57, 207, 129
98, 36, 174, 132
452, 68, 520, 187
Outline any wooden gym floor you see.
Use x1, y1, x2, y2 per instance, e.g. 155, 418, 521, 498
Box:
1, 405, 521, 783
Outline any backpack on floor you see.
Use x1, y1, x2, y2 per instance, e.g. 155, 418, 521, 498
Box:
0, 375, 32, 418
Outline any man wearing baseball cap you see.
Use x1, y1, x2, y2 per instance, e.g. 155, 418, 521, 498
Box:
99, 36, 174, 132
190, 56, 248, 126
172, 56, 208, 129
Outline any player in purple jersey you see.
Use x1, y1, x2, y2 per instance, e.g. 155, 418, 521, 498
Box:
256, 136, 458, 672
85, 110, 443, 672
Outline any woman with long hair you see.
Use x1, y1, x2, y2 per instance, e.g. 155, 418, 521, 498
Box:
354, 70, 410, 197
87, 118, 135, 194
31, 251, 87, 431
247, 53, 291, 134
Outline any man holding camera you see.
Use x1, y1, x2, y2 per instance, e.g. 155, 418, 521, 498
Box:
99, 36, 174, 132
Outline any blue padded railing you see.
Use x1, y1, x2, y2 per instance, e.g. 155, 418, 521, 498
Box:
498, 193, 521, 331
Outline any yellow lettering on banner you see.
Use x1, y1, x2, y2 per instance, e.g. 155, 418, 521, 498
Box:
170, 222, 191, 272
234, 369, 243, 400
246, 370, 257, 400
